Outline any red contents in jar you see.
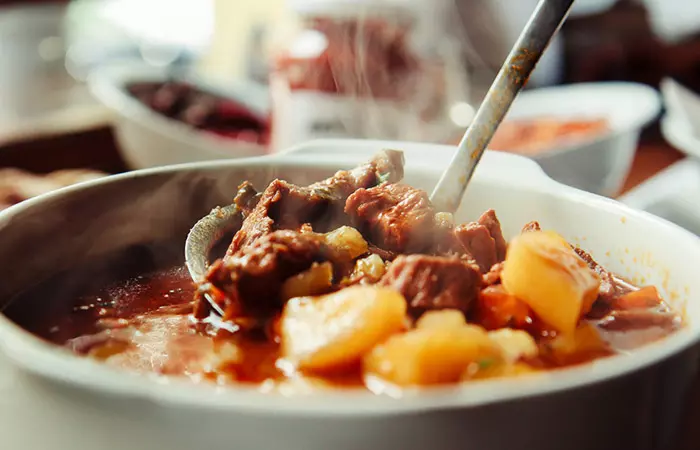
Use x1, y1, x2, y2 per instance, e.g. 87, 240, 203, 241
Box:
274, 18, 419, 99
127, 81, 270, 146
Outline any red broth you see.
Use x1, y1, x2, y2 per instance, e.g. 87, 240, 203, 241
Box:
2, 152, 681, 392
7, 262, 680, 390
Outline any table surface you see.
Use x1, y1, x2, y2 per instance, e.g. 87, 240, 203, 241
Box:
621, 138, 686, 195
0, 126, 697, 450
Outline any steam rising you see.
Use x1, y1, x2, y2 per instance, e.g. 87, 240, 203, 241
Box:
277, 0, 506, 144
262, 0, 515, 150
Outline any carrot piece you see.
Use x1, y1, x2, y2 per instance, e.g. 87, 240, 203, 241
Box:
473, 285, 534, 330
613, 286, 663, 310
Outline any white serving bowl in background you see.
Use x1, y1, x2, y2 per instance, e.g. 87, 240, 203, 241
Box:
618, 78, 700, 235
0, 140, 699, 450
500, 82, 661, 197
88, 63, 269, 169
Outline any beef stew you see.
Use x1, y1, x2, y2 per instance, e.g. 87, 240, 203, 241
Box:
6, 150, 682, 392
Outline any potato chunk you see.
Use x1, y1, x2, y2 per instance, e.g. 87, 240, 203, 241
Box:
363, 325, 501, 386
415, 309, 467, 330
281, 286, 406, 372
324, 226, 369, 259
280, 262, 333, 301
487, 329, 538, 363
501, 230, 600, 334
547, 322, 610, 364
352, 254, 386, 281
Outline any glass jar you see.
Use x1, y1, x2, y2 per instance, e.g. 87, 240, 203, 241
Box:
268, 0, 454, 151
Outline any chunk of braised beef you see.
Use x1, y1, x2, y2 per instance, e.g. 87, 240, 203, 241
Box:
447, 209, 507, 273
611, 286, 664, 310
345, 183, 435, 253
197, 230, 347, 320
592, 286, 668, 325
367, 243, 397, 261
228, 150, 404, 253
454, 223, 498, 273
597, 309, 681, 332
233, 181, 261, 216
521, 221, 541, 233
312, 148, 405, 199
228, 180, 333, 253
477, 209, 507, 261
379, 254, 482, 315
574, 247, 635, 315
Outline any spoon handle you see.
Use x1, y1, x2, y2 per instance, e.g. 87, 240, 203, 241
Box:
430, 0, 575, 213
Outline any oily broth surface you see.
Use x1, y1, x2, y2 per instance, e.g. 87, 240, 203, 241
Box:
5, 261, 680, 389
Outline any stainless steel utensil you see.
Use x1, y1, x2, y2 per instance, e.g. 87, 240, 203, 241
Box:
429, 0, 575, 212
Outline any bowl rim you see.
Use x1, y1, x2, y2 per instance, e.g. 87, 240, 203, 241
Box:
501, 81, 661, 159
0, 141, 699, 416
87, 63, 269, 158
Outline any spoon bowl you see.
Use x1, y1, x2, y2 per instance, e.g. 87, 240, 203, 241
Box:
185, 203, 241, 285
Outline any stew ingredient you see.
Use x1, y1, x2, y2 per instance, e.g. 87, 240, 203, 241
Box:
12, 150, 681, 393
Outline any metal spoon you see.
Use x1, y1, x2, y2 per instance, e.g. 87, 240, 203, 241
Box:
185, 203, 241, 286
185, 0, 575, 304
430, 0, 575, 212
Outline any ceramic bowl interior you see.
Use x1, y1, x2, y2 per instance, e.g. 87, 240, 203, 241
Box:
0, 140, 698, 415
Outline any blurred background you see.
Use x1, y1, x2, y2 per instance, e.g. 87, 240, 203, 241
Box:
1, 0, 700, 219
3, 2, 700, 446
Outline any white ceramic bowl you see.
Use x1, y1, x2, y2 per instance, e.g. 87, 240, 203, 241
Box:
88, 63, 269, 169
0, 140, 699, 450
617, 79, 700, 236
501, 82, 661, 197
